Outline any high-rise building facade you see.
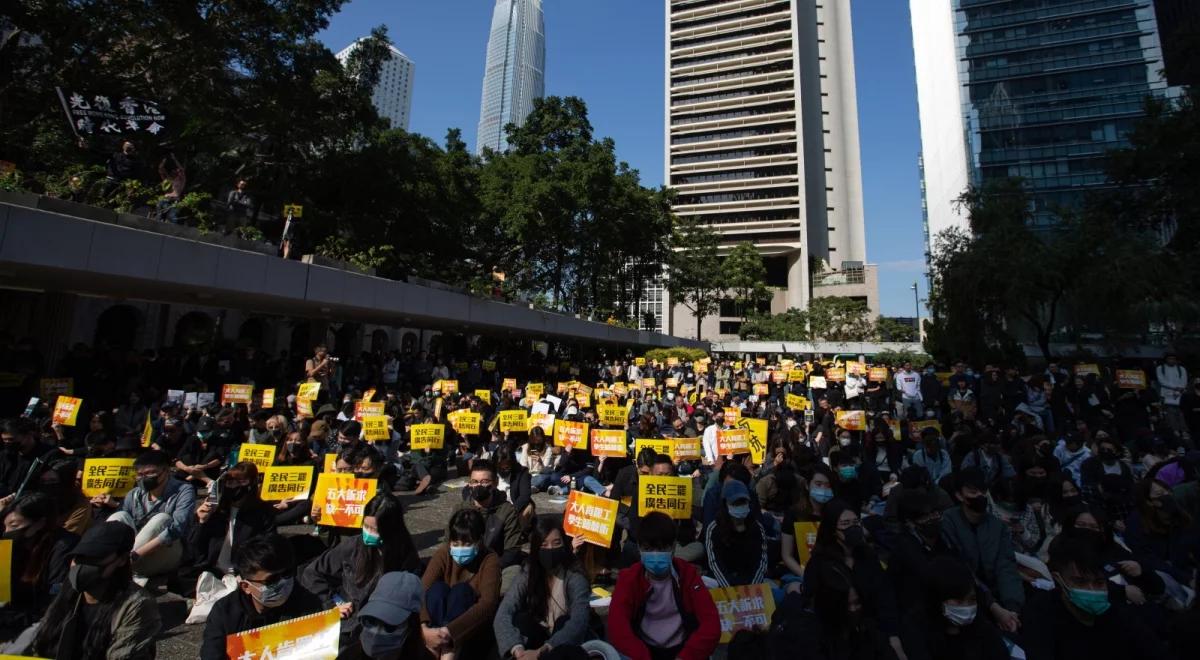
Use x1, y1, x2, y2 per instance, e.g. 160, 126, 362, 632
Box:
477, 0, 546, 154
913, 0, 1174, 254
336, 40, 415, 131
665, 0, 871, 339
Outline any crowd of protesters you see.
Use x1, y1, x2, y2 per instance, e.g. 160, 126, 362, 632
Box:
0, 340, 1198, 660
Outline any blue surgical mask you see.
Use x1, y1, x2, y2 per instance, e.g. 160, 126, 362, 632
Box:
640, 550, 672, 577
810, 486, 834, 503
362, 529, 382, 547
449, 545, 477, 566
1065, 586, 1110, 616
727, 503, 751, 519
838, 465, 857, 481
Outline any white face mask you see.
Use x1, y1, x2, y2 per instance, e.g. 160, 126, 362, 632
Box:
839, 436, 852, 447
942, 602, 977, 626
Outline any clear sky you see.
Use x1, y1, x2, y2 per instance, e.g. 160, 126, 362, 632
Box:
319, 0, 928, 317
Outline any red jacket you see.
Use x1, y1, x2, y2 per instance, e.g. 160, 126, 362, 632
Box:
607, 558, 721, 660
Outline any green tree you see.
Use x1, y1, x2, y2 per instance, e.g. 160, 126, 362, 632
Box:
807, 296, 875, 341
721, 241, 771, 316
738, 308, 809, 341
668, 215, 721, 340
876, 316, 918, 343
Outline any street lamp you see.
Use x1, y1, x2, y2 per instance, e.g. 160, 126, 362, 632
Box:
911, 282, 920, 332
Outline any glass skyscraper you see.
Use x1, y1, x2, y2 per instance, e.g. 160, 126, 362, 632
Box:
913, 0, 1174, 242
476, 0, 545, 154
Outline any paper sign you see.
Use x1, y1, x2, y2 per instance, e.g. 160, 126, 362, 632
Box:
590, 429, 627, 457
260, 466, 314, 501
296, 397, 313, 417
739, 417, 768, 464
221, 384, 253, 405
563, 490, 619, 548
198, 393, 216, 408
410, 423, 445, 450
638, 475, 692, 520
635, 438, 674, 460
323, 453, 337, 473
362, 388, 376, 403
598, 404, 627, 428
717, 429, 750, 456
710, 584, 776, 644
452, 411, 481, 435
634, 357, 646, 366
786, 393, 809, 411
81, 458, 136, 497
355, 401, 385, 422
502, 378, 517, 391
752, 383, 769, 396
482, 360, 496, 371
788, 370, 806, 383
642, 377, 656, 390
358, 415, 387, 442
825, 368, 846, 382
846, 362, 866, 376
528, 412, 555, 434
226, 607, 340, 660
184, 392, 198, 409
238, 443, 276, 469
666, 357, 679, 367
724, 407, 741, 423
835, 410, 866, 431
475, 389, 491, 404
438, 380, 459, 395
39, 377, 74, 400
526, 383, 544, 399
262, 388, 276, 408
0, 539, 10, 605
793, 522, 819, 566
868, 367, 889, 382
808, 376, 827, 389
613, 383, 628, 398
141, 413, 153, 448
498, 410, 528, 433
673, 438, 702, 462
312, 473, 378, 528
281, 203, 304, 218
298, 382, 321, 400
52, 396, 82, 426
665, 377, 679, 388
1116, 369, 1147, 389
909, 420, 942, 437
553, 420, 589, 450
1073, 363, 1100, 377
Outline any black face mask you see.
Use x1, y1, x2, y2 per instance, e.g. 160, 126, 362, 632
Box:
841, 525, 866, 548
471, 485, 493, 504
69, 562, 108, 593
915, 519, 941, 540
1099, 450, 1117, 464
140, 475, 160, 491
225, 485, 250, 501
964, 495, 988, 513
1061, 495, 1082, 509
1071, 528, 1104, 546
1, 527, 28, 541
354, 471, 376, 481
538, 546, 572, 572
270, 429, 285, 440
3, 442, 18, 455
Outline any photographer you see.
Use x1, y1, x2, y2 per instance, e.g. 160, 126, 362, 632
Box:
305, 343, 336, 404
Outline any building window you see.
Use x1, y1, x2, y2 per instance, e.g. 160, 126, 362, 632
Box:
719, 321, 743, 335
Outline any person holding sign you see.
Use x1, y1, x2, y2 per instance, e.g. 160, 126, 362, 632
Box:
1, 417, 56, 498
200, 534, 324, 660
27, 521, 161, 660
191, 462, 278, 577
108, 450, 196, 581
608, 511, 721, 660
780, 465, 836, 578
421, 508, 501, 660
493, 519, 593, 659
0, 493, 79, 637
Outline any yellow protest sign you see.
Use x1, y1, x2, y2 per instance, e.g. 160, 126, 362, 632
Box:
635, 437, 673, 459
724, 407, 741, 423
808, 376, 827, 389
909, 419, 942, 437
355, 401, 385, 421
641, 377, 656, 390
1116, 369, 1147, 389
81, 458, 136, 497
846, 362, 867, 376
717, 429, 750, 456
638, 475, 692, 520
835, 410, 867, 431
553, 420, 589, 450
673, 437, 702, 462
221, 384, 254, 405
752, 383, 769, 396
141, 412, 153, 448
590, 429, 627, 457
451, 411, 481, 435
498, 410, 528, 433
825, 368, 846, 382
226, 607, 340, 660
868, 366, 889, 382
296, 397, 313, 417
788, 369, 806, 383
52, 396, 82, 426
665, 377, 678, 388
786, 393, 809, 411
1073, 363, 1100, 377
297, 382, 321, 401
260, 466, 314, 501
666, 357, 679, 367
769, 370, 787, 384
793, 521, 819, 566
362, 415, 390, 442
526, 383, 544, 399
410, 423, 445, 450
482, 360, 496, 371
0, 539, 10, 605
502, 378, 517, 391
323, 453, 337, 473
612, 382, 628, 398
475, 389, 491, 404
739, 417, 768, 464
563, 490, 619, 548
598, 403, 627, 428
262, 388, 276, 408
362, 388, 376, 403
528, 412, 555, 434
634, 357, 646, 366
438, 380, 459, 395
556, 382, 569, 395
281, 203, 304, 218
312, 473, 378, 528
238, 443, 277, 469
710, 584, 776, 644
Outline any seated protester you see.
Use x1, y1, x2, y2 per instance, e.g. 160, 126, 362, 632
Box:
1057, 507, 1165, 612
802, 499, 904, 659
989, 477, 1050, 557
150, 415, 187, 457
888, 489, 956, 612
495, 444, 534, 527
27, 521, 159, 660
767, 562, 894, 660
421, 508, 501, 660
704, 479, 768, 587
349, 444, 397, 493
958, 432, 1016, 489
1052, 433, 1091, 486
109, 450, 195, 581
247, 410, 274, 444
201, 534, 324, 660
493, 519, 593, 658
621, 454, 704, 564
1123, 478, 1199, 589
781, 465, 835, 577
0, 417, 56, 498
608, 511, 721, 660
174, 417, 224, 487
610, 447, 656, 507
882, 466, 956, 533
1022, 535, 1170, 660
452, 460, 525, 581
701, 457, 762, 527
357, 571, 427, 660
303, 493, 421, 648
518, 427, 555, 491
1079, 434, 1134, 506
0, 493, 78, 639
556, 447, 606, 496
910, 428, 953, 484
941, 468, 1024, 613
191, 462, 277, 576
830, 448, 880, 514
38, 457, 94, 536
277, 429, 318, 468
917, 556, 1010, 660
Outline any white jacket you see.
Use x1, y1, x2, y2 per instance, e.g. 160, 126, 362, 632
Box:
1156, 363, 1188, 406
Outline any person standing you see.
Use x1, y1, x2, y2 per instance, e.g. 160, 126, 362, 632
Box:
894, 363, 923, 420
305, 343, 334, 403
101, 141, 140, 199
1156, 353, 1189, 443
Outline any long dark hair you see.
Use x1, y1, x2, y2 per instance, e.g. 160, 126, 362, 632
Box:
811, 498, 855, 562
34, 560, 134, 657
521, 518, 576, 618
220, 462, 262, 510
355, 493, 417, 587
2, 492, 59, 585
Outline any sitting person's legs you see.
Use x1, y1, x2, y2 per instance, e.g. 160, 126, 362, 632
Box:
110, 511, 183, 577
424, 581, 478, 627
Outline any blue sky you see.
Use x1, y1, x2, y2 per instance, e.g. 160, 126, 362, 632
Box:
320, 0, 928, 317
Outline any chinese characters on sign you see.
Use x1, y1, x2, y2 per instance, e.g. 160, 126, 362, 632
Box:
221, 384, 253, 405
226, 607, 340, 660
590, 430, 627, 458
312, 473, 378, 529
52, 396, 83, 426
562, 490, 619, 548
638, 475, 692, 520
362, 415, 390, 442
498, 410, 528, 433
238, 444, 276, 469
410, 423, 445, 450
709, 584, 776, 644
81, 459, 137, 497
260, 467, 314, 501
553, 420, 589, 450
56, 88, 168, 137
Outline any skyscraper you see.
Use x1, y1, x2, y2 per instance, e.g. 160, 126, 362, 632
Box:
665, 0, 871, 339
476, 0, 546, 154
912, 0, 1175, 258
336, 39, 415, 131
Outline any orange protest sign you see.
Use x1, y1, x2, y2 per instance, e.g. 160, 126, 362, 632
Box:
724, 407, 741, 423
710, 584, 776, 644
295, 397, 313, 417
52, 396, 82, 426
501, 378, 517, 391
312, 473, 378, 528
262, 388, 276, 408
717, 428, 750, 456
563, 490, 619, 548
868, 366, 889, 382
835, 410, 866, 431
752, 383, 769, 396
673, 437, 702, 462
846, 362, 867, 376
1116, 369, 1147, 389
226, 607, 341, 660
354, 401, 384, 421
590, 429, 627, 457
0, 539, 10, 605
771, 370, 788, 384
825, 368, 846, 382
553, 419, 589, 450
1074, 363, 1100, 377
221, 384, 253, 405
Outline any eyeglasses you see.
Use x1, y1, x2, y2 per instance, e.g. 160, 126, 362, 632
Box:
468, 479, 494, 487
243, 569, 294, 587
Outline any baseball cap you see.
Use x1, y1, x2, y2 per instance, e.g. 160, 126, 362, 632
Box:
721, 479, 750, 503
70, 521, 135, 560
310, 420, 330, 438
359, 571, 423, 625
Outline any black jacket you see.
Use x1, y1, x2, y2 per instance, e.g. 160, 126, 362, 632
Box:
201, 585, 324, 660
302, 536, 421, 613
1022, 588, 1170, 660
804, 547, 900, 638
189, 499, 278, 571
0, 442, 56, 497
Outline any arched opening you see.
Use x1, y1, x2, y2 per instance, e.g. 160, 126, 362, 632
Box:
94, 305, 140, 352
173, 311, 214, 350
289, 322, 311, 358
370, 329, 389, 354
401, 332, 418, 354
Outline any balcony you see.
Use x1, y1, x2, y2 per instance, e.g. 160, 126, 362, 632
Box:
671, 29, 792, 60
672, 0, 788, 25
671, 9, 792, 42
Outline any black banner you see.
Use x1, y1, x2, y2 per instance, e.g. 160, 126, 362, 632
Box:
55, 87, 167, 137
